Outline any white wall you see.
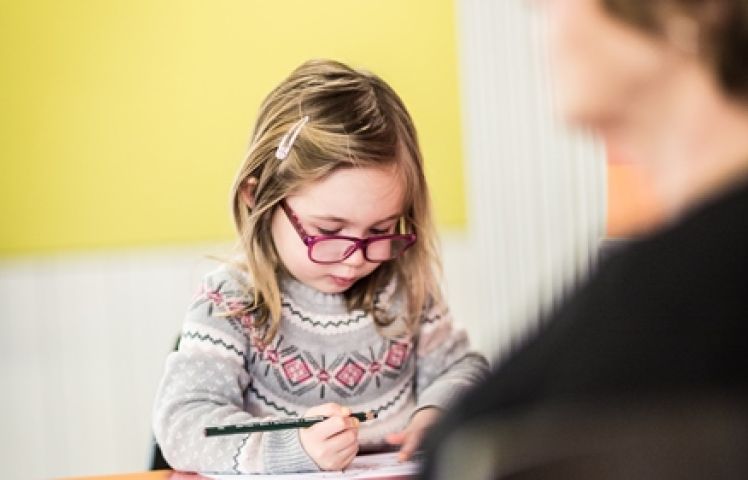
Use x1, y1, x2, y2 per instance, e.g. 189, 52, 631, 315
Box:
0, 248, 213, 479
0, 2, 605, 478
453, 0, 605, 358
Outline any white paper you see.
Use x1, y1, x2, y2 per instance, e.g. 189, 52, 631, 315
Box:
201, 451, 419, 479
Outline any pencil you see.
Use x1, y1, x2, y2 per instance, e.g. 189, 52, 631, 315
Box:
204, 411, 377, 436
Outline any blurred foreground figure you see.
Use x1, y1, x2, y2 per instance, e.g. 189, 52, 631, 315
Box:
421, 1, 748, 478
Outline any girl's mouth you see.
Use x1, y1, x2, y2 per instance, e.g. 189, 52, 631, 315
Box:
329, 275, 356, 288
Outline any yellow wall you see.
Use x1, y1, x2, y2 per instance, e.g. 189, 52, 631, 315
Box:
0, 0, 465, 256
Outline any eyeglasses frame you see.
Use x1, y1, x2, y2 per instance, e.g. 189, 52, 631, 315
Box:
279, 200, 417, 264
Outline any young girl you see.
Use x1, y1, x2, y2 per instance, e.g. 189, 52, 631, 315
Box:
152, 59, 488, 474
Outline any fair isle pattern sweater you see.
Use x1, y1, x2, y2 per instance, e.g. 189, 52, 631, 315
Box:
152, 266, 488, 474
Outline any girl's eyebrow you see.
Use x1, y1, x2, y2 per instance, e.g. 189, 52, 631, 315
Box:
309, 213, 401, 224
309, 214, 347, 222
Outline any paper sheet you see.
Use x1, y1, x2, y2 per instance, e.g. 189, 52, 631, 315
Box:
201, 451, 419, 479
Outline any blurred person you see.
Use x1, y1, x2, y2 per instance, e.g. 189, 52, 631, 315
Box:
421, 0, 748, 478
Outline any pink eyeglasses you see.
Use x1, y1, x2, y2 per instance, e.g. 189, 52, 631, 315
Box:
279, 200, 417, 264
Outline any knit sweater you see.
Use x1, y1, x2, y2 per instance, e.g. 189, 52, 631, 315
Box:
152, 265, 488, 474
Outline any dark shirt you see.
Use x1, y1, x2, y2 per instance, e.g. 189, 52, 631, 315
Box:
421, 179, 748, 478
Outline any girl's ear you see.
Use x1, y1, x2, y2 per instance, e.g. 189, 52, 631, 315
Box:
240, 177, 259, 209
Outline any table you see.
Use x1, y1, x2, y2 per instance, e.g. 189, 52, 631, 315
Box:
60, 472, 204, 480
60, 470, 415, 480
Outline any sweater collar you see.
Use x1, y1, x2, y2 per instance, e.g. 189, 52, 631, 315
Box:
279, 275, 350, 315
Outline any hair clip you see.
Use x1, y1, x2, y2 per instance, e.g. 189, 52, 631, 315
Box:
275, 115, 310, 160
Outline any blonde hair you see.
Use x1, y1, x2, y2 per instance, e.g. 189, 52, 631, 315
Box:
230, 59, 441, 342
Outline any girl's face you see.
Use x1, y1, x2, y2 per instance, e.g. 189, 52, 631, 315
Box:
271, 164, 406, 294
536, 0, 671, 129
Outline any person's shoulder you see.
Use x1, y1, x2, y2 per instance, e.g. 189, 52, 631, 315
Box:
202, 262, 253, 295
621, 179, 748, 275
180, 262, 256, 352
188, 261, 255, 316
181, 261, 258, 338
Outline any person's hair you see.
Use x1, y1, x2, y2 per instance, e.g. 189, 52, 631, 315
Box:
229, 58, 441, 343
602, 0, 748, 101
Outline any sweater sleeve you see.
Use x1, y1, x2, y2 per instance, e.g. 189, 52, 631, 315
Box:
414, 297, 489, 411
151, 268, 319, 474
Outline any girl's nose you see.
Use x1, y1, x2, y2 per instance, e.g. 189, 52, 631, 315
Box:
341, 244, 367, 267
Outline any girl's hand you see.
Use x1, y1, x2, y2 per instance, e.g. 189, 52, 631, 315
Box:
385, 407, 441, 461
299, 403, 360, 471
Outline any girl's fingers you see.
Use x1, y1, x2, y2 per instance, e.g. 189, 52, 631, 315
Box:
336, 440, 359, 459
387, 428, 425, 459
310, 415, 358, 440
385, 430, 406, 445
398, 429, 424, 461
310, 428, 359, 470
387, 408, 440, 460
324, 425, 359, 453
337, 443, 359, 469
